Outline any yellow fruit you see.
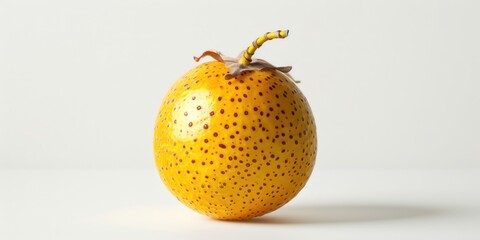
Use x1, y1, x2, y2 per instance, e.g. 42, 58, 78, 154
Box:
153, 30, 317, 220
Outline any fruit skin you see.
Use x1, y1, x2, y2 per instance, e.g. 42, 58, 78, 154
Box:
154, 61, 317, 220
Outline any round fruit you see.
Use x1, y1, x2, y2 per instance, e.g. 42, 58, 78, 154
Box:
153, 30, 317, 220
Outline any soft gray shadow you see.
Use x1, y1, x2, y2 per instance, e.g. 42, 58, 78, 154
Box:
239, 204, 443, 224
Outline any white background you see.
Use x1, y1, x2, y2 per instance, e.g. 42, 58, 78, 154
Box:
1, 0, 479, 169
1, 1, 479, 239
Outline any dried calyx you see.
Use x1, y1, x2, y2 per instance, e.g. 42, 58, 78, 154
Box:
194, 30, 300, 83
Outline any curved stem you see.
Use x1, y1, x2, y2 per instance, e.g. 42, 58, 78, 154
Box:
238, 30, 289, 66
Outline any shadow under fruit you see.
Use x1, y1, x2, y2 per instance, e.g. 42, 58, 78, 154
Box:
153, 30, 317, 220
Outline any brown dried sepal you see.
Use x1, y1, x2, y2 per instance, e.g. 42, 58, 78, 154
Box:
194, 50, 299, 83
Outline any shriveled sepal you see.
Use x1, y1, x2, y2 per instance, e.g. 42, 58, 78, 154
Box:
194, 50, 300, 83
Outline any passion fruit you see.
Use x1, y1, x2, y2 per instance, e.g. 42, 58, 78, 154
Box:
153, 30, 317, 220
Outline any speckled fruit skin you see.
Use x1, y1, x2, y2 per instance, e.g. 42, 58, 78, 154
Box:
154, 61, 317, 220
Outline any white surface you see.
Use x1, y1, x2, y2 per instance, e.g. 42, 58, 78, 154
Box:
1, 0, 480, 169
1, 168, 479, 239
